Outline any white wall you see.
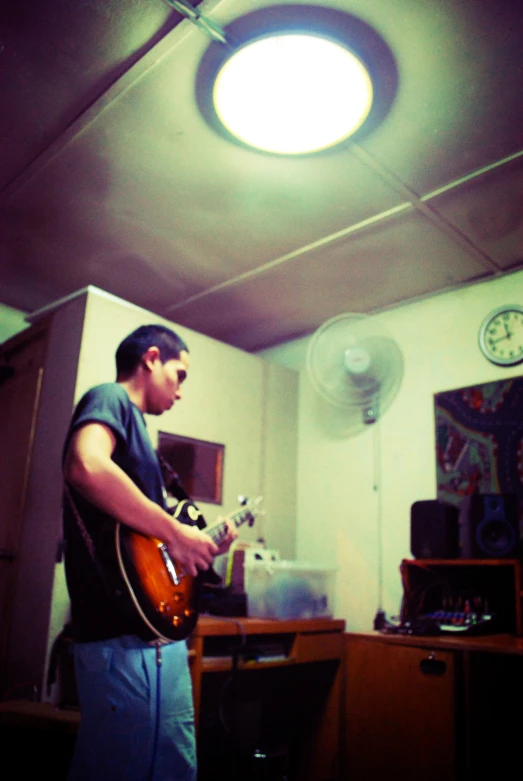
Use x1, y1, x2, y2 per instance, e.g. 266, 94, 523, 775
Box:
260, 271, 523, 633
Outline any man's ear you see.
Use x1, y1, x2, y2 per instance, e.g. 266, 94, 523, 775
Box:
142, 346, 161, 372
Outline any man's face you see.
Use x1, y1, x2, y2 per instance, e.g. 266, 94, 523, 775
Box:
146, 349, 190, 415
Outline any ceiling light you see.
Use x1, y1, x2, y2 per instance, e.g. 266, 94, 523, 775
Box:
196, 5, 398, 156
212, 34, 374, 155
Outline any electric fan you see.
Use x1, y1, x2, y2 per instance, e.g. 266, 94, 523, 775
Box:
306, 312, 404, 425
306, 312, 405, 629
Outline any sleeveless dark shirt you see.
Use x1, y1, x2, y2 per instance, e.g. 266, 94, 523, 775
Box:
62, 383, 166, 642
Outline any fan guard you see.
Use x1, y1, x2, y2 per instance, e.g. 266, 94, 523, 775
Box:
306, 313, 404, 424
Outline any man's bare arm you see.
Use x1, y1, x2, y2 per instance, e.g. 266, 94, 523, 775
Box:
64, 422, 218, 577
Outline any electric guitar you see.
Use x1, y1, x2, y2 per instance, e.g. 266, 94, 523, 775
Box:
115, 496, 262, 642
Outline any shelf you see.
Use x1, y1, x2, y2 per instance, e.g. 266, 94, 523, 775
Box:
400, 558, 522, 636
202, 655, 297, 672
402, 558, 520, 567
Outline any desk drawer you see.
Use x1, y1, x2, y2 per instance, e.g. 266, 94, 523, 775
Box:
292, 631, 343, 662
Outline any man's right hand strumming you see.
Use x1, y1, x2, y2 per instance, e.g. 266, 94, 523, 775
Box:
166, 521, 218, 577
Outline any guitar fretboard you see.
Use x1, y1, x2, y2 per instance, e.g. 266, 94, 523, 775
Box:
207, 504, 257, 546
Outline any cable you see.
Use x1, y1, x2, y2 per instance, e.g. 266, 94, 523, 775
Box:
209, 616, 247, 645
371, 419, 402, 632
372, 418, 387, 630
146, 642, 163, 781
216, 620, 247, 733
400, 578, 453, 622
163, 0, 235, 48
217, 648, 240, 734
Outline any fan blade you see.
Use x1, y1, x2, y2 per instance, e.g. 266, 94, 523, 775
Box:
306, 313, 404, 419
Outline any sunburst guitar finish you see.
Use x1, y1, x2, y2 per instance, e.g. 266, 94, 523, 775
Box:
115, 497, 262, 642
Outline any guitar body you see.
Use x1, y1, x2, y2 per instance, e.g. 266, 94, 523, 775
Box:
115, 496, 261, 642
116, 522, 201, 642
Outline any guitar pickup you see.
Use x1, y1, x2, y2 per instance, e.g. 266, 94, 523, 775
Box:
158, 543, 182, 585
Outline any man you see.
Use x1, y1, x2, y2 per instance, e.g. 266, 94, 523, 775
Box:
62, 324, 237, 781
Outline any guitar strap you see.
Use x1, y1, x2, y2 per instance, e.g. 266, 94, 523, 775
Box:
157, 453, 208, 530
63, 481, 97, 561
63, 480, 115, 593
157, 453, 222, 587
64, 456, 203, 550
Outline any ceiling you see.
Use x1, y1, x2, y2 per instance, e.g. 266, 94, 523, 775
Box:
1, 0, 522, 352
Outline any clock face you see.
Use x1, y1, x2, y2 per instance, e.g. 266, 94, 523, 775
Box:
478, 305, 523, 366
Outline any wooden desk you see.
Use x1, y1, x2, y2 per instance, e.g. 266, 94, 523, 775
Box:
189, 616, 345, 781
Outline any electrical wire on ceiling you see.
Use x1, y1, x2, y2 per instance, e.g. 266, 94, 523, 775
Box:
164, 0, 233, 46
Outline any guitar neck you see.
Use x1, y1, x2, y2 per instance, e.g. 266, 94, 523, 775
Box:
207, 505, 254, 546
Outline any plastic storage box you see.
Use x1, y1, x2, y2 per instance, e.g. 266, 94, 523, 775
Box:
244, 560, 336, 620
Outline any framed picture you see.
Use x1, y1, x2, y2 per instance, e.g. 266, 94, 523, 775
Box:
157, 431, 225, 505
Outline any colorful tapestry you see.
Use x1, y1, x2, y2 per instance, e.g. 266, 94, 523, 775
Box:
434, 377, 523, 522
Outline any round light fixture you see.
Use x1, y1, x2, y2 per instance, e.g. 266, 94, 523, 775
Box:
213, 34, 374, 155
196, 5, 398, 157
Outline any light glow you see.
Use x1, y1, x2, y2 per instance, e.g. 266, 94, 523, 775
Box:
213, 34, 374, 155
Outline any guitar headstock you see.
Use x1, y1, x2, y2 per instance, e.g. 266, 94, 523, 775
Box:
238, 495, 264, 526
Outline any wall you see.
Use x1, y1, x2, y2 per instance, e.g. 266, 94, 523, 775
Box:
260, 270, 523, 633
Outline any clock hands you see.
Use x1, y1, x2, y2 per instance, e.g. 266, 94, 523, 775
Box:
489, 320, 513, 345
489, 334, 511, 345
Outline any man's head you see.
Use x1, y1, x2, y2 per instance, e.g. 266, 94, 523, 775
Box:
116, 325, 189, 377
116, 324, 190, 415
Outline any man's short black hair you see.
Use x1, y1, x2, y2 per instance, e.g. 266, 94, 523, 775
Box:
115, 324, 189, 377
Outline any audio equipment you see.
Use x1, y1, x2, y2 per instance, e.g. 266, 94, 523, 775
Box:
410, 499, 460, 559
400, 557, 521, 636
459, 493, 520, 559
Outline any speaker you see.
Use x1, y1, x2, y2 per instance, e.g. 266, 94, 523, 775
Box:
460, 494, 520, 559
410, 500, 460, 559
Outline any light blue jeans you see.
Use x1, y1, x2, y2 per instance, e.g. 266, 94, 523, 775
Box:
67, 635, 196, 781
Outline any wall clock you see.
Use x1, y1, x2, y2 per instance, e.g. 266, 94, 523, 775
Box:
478, 305, 523, 366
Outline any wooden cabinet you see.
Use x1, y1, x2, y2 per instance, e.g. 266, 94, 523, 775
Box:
464, 649, 523, 777
0, 323, 49, 696
343, 631, 523, 781
0, 300, 86, 700
343, 635, 458, 781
